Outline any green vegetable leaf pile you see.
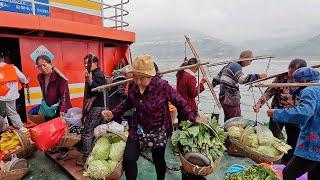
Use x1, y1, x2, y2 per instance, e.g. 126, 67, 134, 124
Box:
171, 117, 227, 164
226, 165, 278, 180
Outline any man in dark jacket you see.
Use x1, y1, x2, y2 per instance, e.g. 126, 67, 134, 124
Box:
79, 53, 107, 165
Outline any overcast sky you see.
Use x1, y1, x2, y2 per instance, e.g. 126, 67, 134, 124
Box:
123, 0, 320, 43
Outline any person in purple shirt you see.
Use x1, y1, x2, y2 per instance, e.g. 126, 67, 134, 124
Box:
102, 54, 203, 180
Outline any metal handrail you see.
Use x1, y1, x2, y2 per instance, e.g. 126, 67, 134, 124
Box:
7, 0, 129, 30
89, 0, 130, 30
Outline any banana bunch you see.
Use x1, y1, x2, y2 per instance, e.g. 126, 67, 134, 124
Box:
272, 138, 292, 153
0, 132, 22, 154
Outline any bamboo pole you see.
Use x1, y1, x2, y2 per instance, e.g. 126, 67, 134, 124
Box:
91, 62, 209, 92
254, 82, 320, 88
245, 64, 320, 85
206, 55, 275, 67
185, 35, 222, 109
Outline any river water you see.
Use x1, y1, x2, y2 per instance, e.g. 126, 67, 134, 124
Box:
155, 56, 319, 124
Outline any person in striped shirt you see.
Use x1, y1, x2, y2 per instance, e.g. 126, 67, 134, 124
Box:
212, 50, 266, 121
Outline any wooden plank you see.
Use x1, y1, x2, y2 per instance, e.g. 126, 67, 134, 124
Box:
46, 149, 91, 180
185, 35, 222, 109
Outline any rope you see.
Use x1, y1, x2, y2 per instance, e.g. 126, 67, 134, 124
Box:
197, 68, 200, 108
265, 57, 272, 75
249, 87, 258, 125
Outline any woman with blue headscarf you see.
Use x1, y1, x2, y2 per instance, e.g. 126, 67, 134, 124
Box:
267, 67, 320, 180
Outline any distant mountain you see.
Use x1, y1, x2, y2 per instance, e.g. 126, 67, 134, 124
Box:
131, 29, 239, 59
275, 35, 320, 56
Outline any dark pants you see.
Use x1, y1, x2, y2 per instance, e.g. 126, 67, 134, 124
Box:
283, 156, 320, 180
123, 137, 166, 180
269, 118, 300, 164
81, 107, 105, 160
221, 103, 241, 122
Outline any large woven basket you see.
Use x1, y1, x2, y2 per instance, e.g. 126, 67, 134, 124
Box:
85, 129, 127, 180
55, 133, 81, 148
179, 122, 221, 176
230, 126, 284, 163
3, 130, 37, 161
0, 168, 29, 180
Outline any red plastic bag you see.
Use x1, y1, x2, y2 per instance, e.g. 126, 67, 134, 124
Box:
30, 117, 67, 151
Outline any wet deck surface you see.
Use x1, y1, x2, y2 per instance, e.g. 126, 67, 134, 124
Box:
23, 143, 255, 180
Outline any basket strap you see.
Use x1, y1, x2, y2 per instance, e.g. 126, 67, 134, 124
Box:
13, 130, 30, 148
201, 122, 220, 141
239, 126, 251, 144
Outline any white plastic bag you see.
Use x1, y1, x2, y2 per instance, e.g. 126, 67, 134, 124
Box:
94, 121, 125, 138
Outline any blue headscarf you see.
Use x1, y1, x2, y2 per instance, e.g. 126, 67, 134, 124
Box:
293, 67, 320, 83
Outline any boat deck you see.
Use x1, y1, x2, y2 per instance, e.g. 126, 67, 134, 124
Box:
22, 144, 255, 180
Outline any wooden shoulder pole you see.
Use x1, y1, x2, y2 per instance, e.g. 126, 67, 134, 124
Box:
254, 82, 320, 88
91, 62, 209, 92
185, 35, 222, 109
246, 64, 320, 86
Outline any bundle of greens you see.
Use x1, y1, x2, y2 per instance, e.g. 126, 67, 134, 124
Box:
171, 118, 227, 164
226, 165, 278, 180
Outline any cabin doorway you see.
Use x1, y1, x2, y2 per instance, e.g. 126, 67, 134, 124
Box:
0, 37, 27, 123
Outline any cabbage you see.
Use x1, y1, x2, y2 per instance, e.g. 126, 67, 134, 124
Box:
87, 155, 95, 164
257, 146, 281, 157
257, 128, 274, 145
108, 134, 121, 144
92, 137, 111, 160
108, 160, 118, 172
244, 133, 259, 148
227, 126, 244, 139
109, 141, 126, 161
85, 160, 110, 179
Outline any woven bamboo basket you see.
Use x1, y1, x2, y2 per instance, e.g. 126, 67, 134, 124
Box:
55, 133, 81, 148
3, 130, 37, 161
28, 114, 45, 125
231, 126, 284, 163
0, 168, 29, 180
85, 129, 127, 180
179, 122, 221, 176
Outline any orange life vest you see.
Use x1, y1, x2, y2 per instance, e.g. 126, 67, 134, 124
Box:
0, 64, 21, 96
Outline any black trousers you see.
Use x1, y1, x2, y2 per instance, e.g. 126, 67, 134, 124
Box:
269, 118, 300, 164
283, 156, 320, 180
123, 137, 166, 180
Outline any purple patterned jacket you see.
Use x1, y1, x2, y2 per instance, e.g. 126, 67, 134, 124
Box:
112, 76, 196, 140
37, 71, 71, 116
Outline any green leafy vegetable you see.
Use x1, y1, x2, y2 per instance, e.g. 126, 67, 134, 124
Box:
92, 137, 111, 160
108, 160, 118, 172
257, 146, 281, 157
227, 126, 244, 139
84, 160, 110, 179
109, 140, 126, 161
226, 165, 278, 180
171, 118, 227, 163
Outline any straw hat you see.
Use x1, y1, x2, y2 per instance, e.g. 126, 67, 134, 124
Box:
132, 54, 156, 77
